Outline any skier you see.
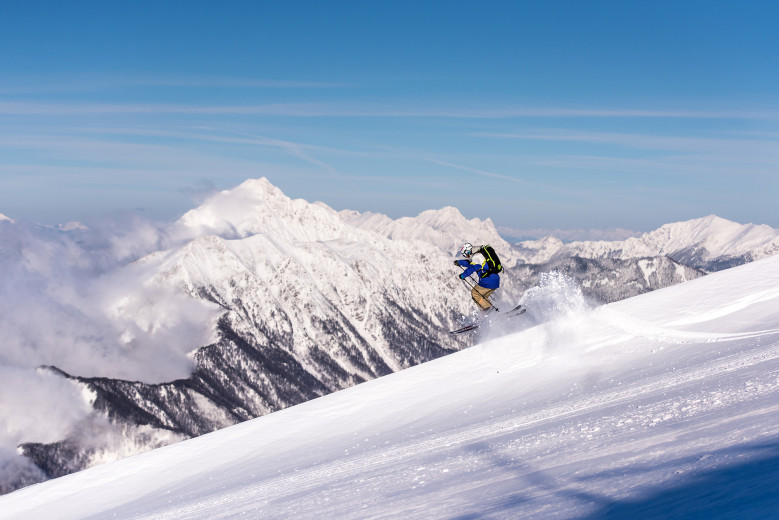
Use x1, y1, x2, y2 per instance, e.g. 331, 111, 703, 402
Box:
454, 243, 502, 314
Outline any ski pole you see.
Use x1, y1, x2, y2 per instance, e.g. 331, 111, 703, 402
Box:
460, 275, 500, 312
456, 264, 500, 312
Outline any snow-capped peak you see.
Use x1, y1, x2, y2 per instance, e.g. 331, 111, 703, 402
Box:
343, 205, 522, 266
0, 213, 14, 223
56, 221, 88, 232
177, 178, 286, 233
643, 214, 779, 257
514, 214, 779, 270
415, 206, 466, 226
513, 236, 566, 264
176, 177, 348, 242
338, 209, 394, 231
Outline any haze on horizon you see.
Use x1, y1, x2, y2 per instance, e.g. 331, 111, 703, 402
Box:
0, 1, 777, 240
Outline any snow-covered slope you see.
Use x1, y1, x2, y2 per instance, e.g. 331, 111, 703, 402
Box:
516, 215, 779, 271
3, 253, 779, 519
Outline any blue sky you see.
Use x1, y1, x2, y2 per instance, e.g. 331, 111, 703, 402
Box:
0, 1, 777, 238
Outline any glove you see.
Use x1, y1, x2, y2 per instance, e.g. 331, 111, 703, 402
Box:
459, 274, 465, 280
453, 260, 460, 266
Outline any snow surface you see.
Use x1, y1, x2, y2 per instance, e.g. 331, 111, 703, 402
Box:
3, 254, 779, 519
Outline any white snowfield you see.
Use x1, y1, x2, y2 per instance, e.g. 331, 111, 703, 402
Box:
3, 255, 779, 519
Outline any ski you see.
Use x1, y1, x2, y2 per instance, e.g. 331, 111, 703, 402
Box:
449, 304, 526, 334
449, 322, 481, 334
501, 303, 526, 317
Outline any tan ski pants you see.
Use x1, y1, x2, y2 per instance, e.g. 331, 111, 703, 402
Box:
471, 285, 495, 311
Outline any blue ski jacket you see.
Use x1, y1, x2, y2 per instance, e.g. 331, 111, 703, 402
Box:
456, 257, 500, 289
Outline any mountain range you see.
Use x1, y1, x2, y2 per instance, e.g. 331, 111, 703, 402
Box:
1, 177, 777, 493
514, 214, 779, 271
3, 237, 779, 519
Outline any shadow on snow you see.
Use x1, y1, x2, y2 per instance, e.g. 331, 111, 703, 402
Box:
451, 438, 779, 520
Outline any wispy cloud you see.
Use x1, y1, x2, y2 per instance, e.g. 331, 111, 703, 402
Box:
415, 155, 602, 201
476, 129, 779, 152
475, 129, 779, 176
0, 75, 351, 95
0, 215, 222, 490
127, 76, 352, 89
534, 154, 779, 177
0, 128, 349, 169
2, 101, 778, 120
230, 131, 343, 174
74, 126, 383, 158
422, 158, 523, 183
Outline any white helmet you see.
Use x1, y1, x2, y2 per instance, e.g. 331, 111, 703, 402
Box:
459, 242, 473, 257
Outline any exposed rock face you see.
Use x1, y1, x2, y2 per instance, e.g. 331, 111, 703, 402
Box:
509, 255, 705, 304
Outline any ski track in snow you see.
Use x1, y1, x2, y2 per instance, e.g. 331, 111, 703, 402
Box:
594, 305, 779, 344
112, 333, 779, 519
666, 286, 779, 327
